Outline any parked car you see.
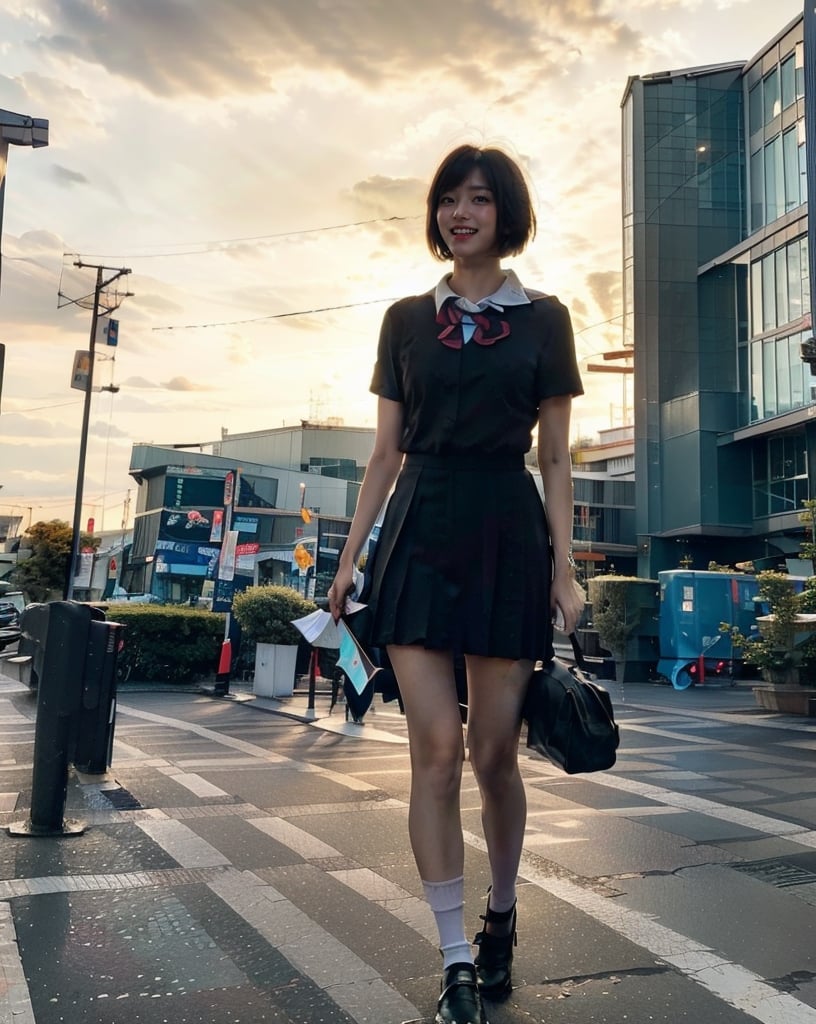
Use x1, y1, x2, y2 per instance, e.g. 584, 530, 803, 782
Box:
0, 591, 26, 651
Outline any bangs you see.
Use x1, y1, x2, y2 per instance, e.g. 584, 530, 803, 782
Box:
434, 148, 492, 196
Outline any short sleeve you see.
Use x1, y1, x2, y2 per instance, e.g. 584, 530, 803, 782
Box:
535, 298, 584, 401
369, 303, 404, 402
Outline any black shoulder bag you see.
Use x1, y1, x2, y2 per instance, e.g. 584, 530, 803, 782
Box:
522, 634, 619, 774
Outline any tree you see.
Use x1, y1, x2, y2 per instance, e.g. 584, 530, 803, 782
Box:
13, 520, 97, 602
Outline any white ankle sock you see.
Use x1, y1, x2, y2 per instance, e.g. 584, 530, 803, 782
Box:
487, 882, 517, 915
422, 876, 473, 969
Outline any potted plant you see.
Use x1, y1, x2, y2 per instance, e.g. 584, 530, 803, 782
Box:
232, 585, 317, 697
587, 575, 659, 683
722, 572, 816, 713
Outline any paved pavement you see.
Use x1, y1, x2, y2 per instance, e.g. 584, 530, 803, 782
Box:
3, 670, 816, 1022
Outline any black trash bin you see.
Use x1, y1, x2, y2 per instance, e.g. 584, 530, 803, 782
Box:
74, 619, 124, 774
10, 601, 99, 836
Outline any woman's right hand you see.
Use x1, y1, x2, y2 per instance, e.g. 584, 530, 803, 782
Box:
328, 564, 355, 622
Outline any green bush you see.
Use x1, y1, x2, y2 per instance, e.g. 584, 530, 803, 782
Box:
232, 585, 317, 645
105, 605, 225, 683
587, 575, 652, 658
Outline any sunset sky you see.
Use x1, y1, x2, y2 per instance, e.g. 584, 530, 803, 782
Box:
0, 0, 806, 532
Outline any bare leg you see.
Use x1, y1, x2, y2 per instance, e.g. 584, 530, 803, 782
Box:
465, 656, 532, 925
386, 645, 465, 880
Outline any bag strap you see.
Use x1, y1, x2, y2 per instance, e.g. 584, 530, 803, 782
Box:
568, 631, 590, 673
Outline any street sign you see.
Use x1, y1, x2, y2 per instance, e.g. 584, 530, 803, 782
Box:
70, 350, 90, 391
223, 471, 235, 507
95, 316, 119, 347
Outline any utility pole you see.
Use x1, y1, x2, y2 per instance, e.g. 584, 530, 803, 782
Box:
65, 261, 132, 600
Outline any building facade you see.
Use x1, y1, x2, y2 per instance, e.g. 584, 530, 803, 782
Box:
622, 8, 815, 577
572, 426, 637, 577
126, 422, 375, 605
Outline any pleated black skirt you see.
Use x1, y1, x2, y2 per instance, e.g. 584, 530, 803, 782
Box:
365, 452, 553, 662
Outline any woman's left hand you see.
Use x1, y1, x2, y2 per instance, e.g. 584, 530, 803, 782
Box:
550, 572, 585, 635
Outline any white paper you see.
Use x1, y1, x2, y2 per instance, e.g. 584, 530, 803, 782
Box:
291, 601, 369, 649
336, 620, 381, 695
291, 609, 340, 648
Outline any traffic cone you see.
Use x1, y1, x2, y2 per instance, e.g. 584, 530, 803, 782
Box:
214, 639, 232, 696
218, 639, 232, 676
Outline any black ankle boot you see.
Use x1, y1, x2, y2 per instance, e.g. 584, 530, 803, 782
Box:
435, 962, 484, 1024
473, 892, 517, 997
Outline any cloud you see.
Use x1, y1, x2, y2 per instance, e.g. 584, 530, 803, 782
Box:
161, 376, 213, 392
586, 271, 622, 321
0, 412, 60, 437
346, 176, 426, 220
118, 376, 212, 395
23, 0, 643, 98
52, 164, 89, 186
89, 419, 130, 439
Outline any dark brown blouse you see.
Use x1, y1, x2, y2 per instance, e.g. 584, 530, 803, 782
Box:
370, 292, 583, 456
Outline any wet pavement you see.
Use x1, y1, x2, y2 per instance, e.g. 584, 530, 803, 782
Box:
2, 670, 816, 1022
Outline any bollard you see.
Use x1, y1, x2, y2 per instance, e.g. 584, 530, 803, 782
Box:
8, 601, 95, 837
74, 620, 124, 774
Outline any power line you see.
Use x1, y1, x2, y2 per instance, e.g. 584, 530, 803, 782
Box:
73, 214, 422, 261
574, 313, 623, 336
7, 399, 83, 414
153, 295, 401, 332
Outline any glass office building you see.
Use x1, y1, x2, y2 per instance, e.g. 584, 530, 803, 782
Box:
622, 8, 815, 575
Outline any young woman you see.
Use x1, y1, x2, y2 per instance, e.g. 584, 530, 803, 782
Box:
328, 144, 583, 1024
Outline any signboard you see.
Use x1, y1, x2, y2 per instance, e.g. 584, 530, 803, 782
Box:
235, 541, 260, 572
95, 316, 119, 347
159, 508, 219, 543
209, 508, 224, 543
211, 576, 251, 613
153, 540, 220, 578
233, 514, 258, 535
72, 550, 94, 589
218, 530, 239, 582
223, 471, 235, 508
70, 350, 91, 391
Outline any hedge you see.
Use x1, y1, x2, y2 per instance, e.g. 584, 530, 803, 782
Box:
103, 605, 225, 683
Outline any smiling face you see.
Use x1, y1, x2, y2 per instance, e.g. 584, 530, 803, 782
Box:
436, 170, 498, 262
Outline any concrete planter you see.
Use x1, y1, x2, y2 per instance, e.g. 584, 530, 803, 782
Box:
752, 685, 816, 717
253, 642, 298, 698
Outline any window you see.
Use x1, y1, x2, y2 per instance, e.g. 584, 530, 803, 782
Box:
751, 260, 763, 337
763, 67, 781, 124
763, 340, 777, 417
788, 241, 803, 322
749, 82, 763, 135
751, 340, 763, 419
762, 254, 776, 331
803, 238, 811, 317
775, 248, 789, 327
754, 433, 809, 517
750, 148, 764, 230
763, 135, 784, 223
796, 42, 805, 99
781, 54, 797, 109
783, 127, 801, 211
777, 335, 791, 412
790, 335, 804, 406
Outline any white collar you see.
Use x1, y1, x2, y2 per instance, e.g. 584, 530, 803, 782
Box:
432, 269, 532, 314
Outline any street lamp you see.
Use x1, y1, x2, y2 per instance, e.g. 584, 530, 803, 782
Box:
0, 108, 48, 413
0, 109, 48, 295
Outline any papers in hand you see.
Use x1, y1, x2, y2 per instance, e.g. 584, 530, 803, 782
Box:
336, 621, 381, 695
290, 603, 366, 649
290, 606, 380, 696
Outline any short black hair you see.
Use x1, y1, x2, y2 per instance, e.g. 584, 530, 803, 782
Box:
426, 145, 536, 261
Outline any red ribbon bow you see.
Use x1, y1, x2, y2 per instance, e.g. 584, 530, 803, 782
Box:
435, 299, 510, 349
